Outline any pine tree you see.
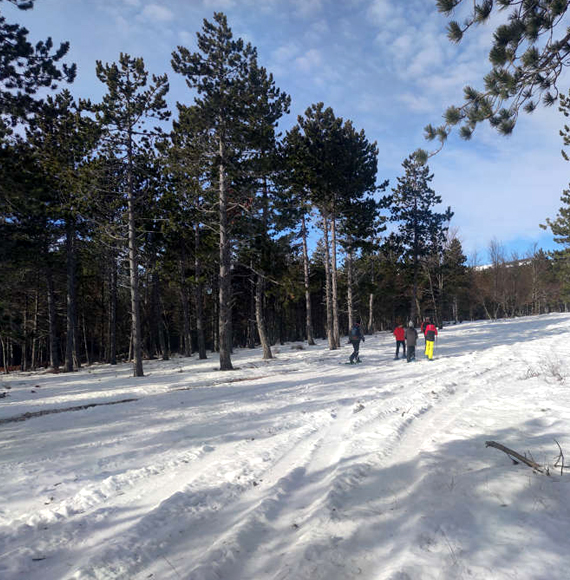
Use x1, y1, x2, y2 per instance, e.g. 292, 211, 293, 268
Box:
171, 12, 258, 371
164, 104, 214, 360
0, 0, 76, 139
390, 153, 453, 323
291, 104, 380, 348
280, 126, 317, 345
27, 90, 100, 371
424, 0, 570, 154
442, 235, 468, 323
242, 61, 290, 360
94, 53, 170, 377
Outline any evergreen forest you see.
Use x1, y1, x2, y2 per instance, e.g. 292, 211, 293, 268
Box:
2, 3, 570, 376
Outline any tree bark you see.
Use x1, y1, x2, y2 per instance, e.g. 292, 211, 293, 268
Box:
127, 135, 144, 377
108, 254, 117, 365
194, 224, 207, 359
46, 267, 59, 370
218, 137, 233, 370
301, 214, 315, 345
330, 213, 340, 348
179, 253, 192, 358
347, 246, 354, 330
82, 311, 90, 365
255, 273, 273, 359
64, 219, 78, 373
485, 441, 546, 474
30, 287, 39, 370
368, 292, 374, 334
322, 214, 335, 350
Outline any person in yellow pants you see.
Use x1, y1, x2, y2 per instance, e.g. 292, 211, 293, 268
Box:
423, 318, 438, 360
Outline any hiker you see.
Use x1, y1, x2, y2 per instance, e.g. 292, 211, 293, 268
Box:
348, 322, 364, 364
424, 318, 438, 361
405, 321, 418, 362
393, 322, 406, 360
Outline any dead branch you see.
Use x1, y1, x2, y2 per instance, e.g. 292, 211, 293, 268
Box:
485, 441, 547, 475
554, 438, 565, 476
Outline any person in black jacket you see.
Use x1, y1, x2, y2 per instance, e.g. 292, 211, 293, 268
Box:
404, 321, 418, 362
348, 322, 364, 364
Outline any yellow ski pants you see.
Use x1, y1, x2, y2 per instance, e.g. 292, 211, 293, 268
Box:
425, 340, 434, 360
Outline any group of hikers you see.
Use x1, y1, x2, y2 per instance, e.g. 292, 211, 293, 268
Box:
348, 318, 438, 364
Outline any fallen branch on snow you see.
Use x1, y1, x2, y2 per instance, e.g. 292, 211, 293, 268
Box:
485, 441, 547, 475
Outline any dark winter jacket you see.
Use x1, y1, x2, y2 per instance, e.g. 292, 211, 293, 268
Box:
404, 327, 418, 346
393, 326, 405, 341
349, 325, 364, 342
424, 323, 438, 342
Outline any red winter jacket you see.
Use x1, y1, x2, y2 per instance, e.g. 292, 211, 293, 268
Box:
393, 327, 405, 341
424, 323, 438, 341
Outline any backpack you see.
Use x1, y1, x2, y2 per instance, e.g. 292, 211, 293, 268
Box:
350, 326, 360, 339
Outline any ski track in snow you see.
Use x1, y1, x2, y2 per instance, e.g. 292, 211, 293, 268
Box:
2, 315, 570, 579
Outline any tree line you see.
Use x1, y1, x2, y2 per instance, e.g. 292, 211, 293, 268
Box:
1, 3, 569, 376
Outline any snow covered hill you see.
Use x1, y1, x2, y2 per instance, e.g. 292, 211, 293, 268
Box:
1, 314, 570, 580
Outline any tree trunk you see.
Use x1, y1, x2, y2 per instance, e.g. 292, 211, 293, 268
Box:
0, 335, 9, 374
152, 272, 168, 360
82, 311, 91, 365
255, 273, 273, 359
301, 214, 315, 345
127, 139, 144, 377
452, 295, 459, 323
247, 269, 256, 349
411, 196, 419, 324
46, 267, 59, 370
64, 220, 78, 372
179, 253, 192, 357
108, 254, 117, 365
218, 138, 233, 370
347, 246, 354, 330
322, 214, 335, 350
330, 213, 340, 348
195, 225, 207, 359
426, 266, 440, 328
30, 287, 39, 370
368, 292, 374, 334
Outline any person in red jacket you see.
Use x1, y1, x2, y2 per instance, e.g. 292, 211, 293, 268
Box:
424, 318, 438, 360
393, 322, 406, 360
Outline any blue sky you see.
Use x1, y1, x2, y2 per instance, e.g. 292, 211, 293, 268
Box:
7, 0, 570, 261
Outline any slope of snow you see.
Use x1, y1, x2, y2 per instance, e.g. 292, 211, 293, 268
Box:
1, 314, 570, 580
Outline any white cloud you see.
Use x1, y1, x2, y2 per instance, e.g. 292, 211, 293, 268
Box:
367, 0, 394, 24
295, 48, 322, 72
273, 43, 299, 63
178, 30, 194, 46
203, 0, 235, 7
398, 92, 435, 114
292, 0, 323, 19
141, 4, 174, 22
306, 18, 330, 41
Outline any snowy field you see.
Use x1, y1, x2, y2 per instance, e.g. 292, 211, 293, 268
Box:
2, 314, 570, 580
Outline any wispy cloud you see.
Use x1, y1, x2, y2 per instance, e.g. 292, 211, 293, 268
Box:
292, 0, 323, 19
141, 4, 174, 22
295, 48, 322, 73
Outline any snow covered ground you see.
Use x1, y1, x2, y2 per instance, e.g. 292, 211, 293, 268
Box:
1, 313, 570, 580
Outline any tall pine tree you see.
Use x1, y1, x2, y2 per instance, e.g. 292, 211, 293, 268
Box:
94, 53, 170, 377
390, 153, 453, 323
172, 12, 258, 370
